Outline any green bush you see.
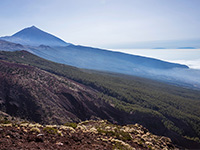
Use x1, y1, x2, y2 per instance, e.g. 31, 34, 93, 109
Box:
97, 128, 132, 141
43, 127, 58, 134
64, 122, 77, 129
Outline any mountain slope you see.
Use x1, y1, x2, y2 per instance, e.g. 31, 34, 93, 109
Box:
0, 59, 126, 125
0, 39, 25, 51
3, 26, 200, 90
1, 38, 196, 89
0, 119, 178, 150
49, 45, 188, 70
1, 26, 70, 46
21, 44, 200, 89
0, 50, 200, 148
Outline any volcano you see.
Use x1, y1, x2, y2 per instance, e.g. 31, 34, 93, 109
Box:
1, 26, 70, 46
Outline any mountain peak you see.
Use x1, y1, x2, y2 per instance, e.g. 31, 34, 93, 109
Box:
12, 25, 41, 37
26, 25, 39, 30
1, 26, 70, 47
30, 25, 37, 28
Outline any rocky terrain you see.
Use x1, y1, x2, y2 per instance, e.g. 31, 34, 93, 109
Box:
0, 116, 177, 150
0, 51, 200, 149
0, 59, 123, 124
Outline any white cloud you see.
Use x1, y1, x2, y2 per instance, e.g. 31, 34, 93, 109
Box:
170, 59, 200, 69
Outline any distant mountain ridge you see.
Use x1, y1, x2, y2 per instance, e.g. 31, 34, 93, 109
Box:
1, 26, 70, 46
0, 39, 25, 51
2, 26, 200, 90
0, 26, 188, 70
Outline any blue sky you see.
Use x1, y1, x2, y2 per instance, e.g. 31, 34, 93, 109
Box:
0, 0, 200, 49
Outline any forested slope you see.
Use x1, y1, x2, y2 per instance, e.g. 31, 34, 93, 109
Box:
0, 50, 200, 148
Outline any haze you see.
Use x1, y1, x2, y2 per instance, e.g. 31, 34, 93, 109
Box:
111, 48, 200, 69
0, 0, 200, 49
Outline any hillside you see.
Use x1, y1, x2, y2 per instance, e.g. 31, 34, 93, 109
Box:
0, 40, 25, 51
3, 26, 200, 91
28, 45, 200, 90
0, 59, 126, 124
0, 50, 200, 148
0, 116, 178, 150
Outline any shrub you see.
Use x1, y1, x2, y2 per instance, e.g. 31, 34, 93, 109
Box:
97, 128, 132, 141
64, 122, 77, 129
30, 127, 40, 133
43, 127, 58, 134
